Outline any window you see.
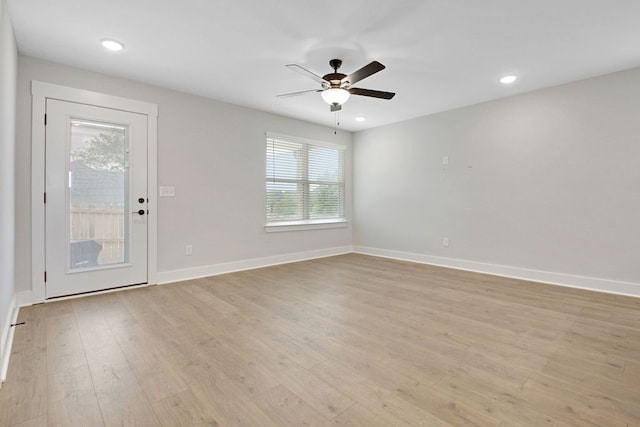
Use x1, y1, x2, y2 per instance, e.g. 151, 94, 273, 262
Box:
266, 132, 346, 230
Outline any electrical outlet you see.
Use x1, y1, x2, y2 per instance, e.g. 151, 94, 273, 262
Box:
442, 156, 449, 165
185, 244, 193, 255
443, 237, 450, 247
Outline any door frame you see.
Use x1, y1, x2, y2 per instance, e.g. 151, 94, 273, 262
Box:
31, 81, 158, 303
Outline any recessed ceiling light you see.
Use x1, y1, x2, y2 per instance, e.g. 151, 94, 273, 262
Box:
101, 39, 124, 51
500, 75, 517, 84
355, 116, 367, 122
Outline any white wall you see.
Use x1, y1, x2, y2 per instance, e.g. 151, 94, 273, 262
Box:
0, 0, 17, 377
15, 56, 353, 293
354, 67, 640, 295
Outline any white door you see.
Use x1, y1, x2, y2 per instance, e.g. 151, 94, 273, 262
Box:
45, 99, 148, 298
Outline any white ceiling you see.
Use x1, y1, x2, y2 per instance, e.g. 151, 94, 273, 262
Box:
7, 0, 640, 131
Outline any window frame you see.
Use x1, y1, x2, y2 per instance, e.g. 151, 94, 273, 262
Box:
265, 132, 348, 232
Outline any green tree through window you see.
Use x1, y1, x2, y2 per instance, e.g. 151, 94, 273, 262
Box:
73, 130, 126, 172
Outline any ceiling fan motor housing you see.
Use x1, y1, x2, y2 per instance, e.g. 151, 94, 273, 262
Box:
322, 73, 348, 88
324, 59, 349, 88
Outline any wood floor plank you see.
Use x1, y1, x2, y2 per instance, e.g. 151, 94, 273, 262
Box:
265, 355, 355, 419
119, 343, 189, 404
434, 364, 570, 426
311, 360, 452, 427
521, 374, 630, 426
45, 310, 87, 374
330, 402, 413, 427
111, 317, 189, 403
209, 325, 355, 420
254, 384, 333, 427
88, 357, 160, 426
1, 253, 639, 426
625, 360, 640, 381
184, 281, 240, 315
151, 389, 221, 426
10, 415, 48, 427
307, 337, 502, 426
71, 296, 120, 351
175, 357, 279, 427
47, 364, 104, 426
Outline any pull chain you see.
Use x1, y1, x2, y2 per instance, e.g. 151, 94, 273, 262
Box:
334, 111, 340, 135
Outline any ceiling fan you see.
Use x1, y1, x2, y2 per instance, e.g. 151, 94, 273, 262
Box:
278, 59, 395, 112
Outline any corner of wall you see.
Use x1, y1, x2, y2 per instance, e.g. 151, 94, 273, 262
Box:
0, 0, 19, 384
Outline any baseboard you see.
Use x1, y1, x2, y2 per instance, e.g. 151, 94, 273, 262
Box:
157, 246, 354, 285
1, 293, 21, 383
1, 296, 17, 383
1, 291, 35, 384
354, 246, 640, 298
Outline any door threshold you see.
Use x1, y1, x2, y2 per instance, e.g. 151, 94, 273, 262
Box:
45, 282, 151, 302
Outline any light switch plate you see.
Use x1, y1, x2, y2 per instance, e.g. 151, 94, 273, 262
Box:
159, 186, 175, 197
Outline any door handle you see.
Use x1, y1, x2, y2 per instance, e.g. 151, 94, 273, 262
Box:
132, 209, 146, 215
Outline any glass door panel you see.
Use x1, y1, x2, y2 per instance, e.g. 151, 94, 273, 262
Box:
68, 119, 129, 270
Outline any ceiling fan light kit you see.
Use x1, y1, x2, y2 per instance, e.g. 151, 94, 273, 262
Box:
279, 58, 395, 112
321, 88, 351, 106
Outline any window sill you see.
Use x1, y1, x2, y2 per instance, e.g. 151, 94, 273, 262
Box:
265, 218, 348, 233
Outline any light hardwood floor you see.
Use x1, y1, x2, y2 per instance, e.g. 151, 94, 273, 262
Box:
1, 253, 639, 426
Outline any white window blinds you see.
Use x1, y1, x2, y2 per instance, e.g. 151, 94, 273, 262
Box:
266, 133, 345, 224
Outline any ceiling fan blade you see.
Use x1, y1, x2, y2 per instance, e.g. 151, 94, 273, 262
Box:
349, 87, 396, 100
286, 64, 327, 84
330, 103, 342, 112
277, 89, 322, 98
344, 61, 385, 85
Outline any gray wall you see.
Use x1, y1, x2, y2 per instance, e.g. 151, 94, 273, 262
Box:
12, 56, 640, 297
354, 67, 640, 289
0, 0, 17, 366
15, 56, 353, 292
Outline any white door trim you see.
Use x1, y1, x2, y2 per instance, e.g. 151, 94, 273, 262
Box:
31, 81, 158, 303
